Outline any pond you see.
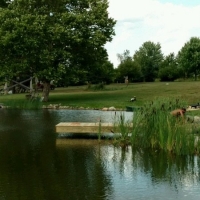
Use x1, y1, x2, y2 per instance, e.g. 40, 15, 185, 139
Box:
0, 109, 200, 200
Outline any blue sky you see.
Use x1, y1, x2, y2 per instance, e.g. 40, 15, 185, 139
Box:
160, 0, 200, 6
105, 0, 200, 67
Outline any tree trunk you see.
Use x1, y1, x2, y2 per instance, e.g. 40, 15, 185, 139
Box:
195, 74, 197, 81
42, 82, 50, 102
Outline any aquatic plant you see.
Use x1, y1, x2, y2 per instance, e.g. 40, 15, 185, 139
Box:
4, 98, 42, 109
111, 112, 132, 147
115, 97, 200, 155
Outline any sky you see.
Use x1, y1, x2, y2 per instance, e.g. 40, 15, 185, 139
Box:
105, 0, 200, 67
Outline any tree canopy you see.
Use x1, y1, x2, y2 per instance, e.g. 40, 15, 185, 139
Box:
116, 50, 142, 82
115, 37, 200, 83
0, 0, 116, 100
133, 41, 163, 82
158, 53, 180, 81
177, 37, 200, 80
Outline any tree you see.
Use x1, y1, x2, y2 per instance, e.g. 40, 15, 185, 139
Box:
0, 0, 10, 8
116, 50, 142, 83
0, 0, 116, 101
117, 49, 132, 63
133, 41, 163, 82
177, 37, 200, 80
91, 60, 115, 84
158, 53, 180, 81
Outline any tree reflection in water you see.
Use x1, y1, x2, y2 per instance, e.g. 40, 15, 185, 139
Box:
0, 109, 200, 200
99, 145, 200, 199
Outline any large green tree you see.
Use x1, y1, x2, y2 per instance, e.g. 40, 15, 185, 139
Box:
89, 60, 115, 84
0, 0, 116, 101
158, 53, 180, 81
116, 50, 142, 83
177, 37, 200, 80
133, 41, 163, 82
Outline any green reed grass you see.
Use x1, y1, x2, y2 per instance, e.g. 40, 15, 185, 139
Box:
111, 112, 132, 146
117, 114, 131, 144
115, 97, 200, 155
4, 98, 42, 109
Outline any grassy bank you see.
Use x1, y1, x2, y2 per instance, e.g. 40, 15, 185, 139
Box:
1, 81, 200, 110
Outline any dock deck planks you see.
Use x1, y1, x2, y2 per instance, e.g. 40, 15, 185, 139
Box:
56, 122, 116, 133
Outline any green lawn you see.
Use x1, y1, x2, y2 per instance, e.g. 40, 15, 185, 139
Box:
1, 81, 200, 110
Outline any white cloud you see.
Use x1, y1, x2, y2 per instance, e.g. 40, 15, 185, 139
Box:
105, 0, 200, 67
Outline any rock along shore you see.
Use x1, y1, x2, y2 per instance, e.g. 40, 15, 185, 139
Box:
42, 104, 125, 111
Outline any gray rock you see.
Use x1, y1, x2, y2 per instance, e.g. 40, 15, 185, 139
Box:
108, 106, 116, 111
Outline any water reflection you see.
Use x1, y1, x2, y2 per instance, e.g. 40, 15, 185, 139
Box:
48, 109, 133, 123
0, 109, 199, 200
97, 146, 200, 200
55, 141, 114, 199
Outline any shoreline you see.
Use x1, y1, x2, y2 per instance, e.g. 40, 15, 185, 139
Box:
42, 104, 126, 111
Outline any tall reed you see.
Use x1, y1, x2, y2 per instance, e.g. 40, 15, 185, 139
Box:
116, 97, 200, 155
112, 112, 132, 147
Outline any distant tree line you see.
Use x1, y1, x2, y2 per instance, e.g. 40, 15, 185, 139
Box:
115, 37, 200, 83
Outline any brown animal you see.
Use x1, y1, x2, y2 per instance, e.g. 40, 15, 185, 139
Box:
170, 108, 186, 118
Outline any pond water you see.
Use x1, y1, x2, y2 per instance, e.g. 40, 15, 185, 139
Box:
0, 109, 200, 200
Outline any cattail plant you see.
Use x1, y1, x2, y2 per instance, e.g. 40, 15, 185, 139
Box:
115, 97, 200, 155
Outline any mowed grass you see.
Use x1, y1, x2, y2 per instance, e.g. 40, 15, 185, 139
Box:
46, 81, 200, 108
1, 81, 200, 110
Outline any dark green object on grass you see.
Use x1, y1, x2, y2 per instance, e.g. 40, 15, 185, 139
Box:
126, 106, 141, 112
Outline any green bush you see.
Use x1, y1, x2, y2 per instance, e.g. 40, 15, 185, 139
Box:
85, 82, 106, 91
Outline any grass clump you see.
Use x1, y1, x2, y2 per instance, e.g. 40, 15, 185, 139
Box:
4, 98, 43, 109
112, 113, 132, 147
85, 83, 106, 91
114, 97, 200, 155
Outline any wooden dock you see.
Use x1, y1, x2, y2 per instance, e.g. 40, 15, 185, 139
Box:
56, 139, 110, 146
55, 122, 116, 133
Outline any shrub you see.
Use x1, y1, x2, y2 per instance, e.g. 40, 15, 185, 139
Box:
85, 82, 106, 91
